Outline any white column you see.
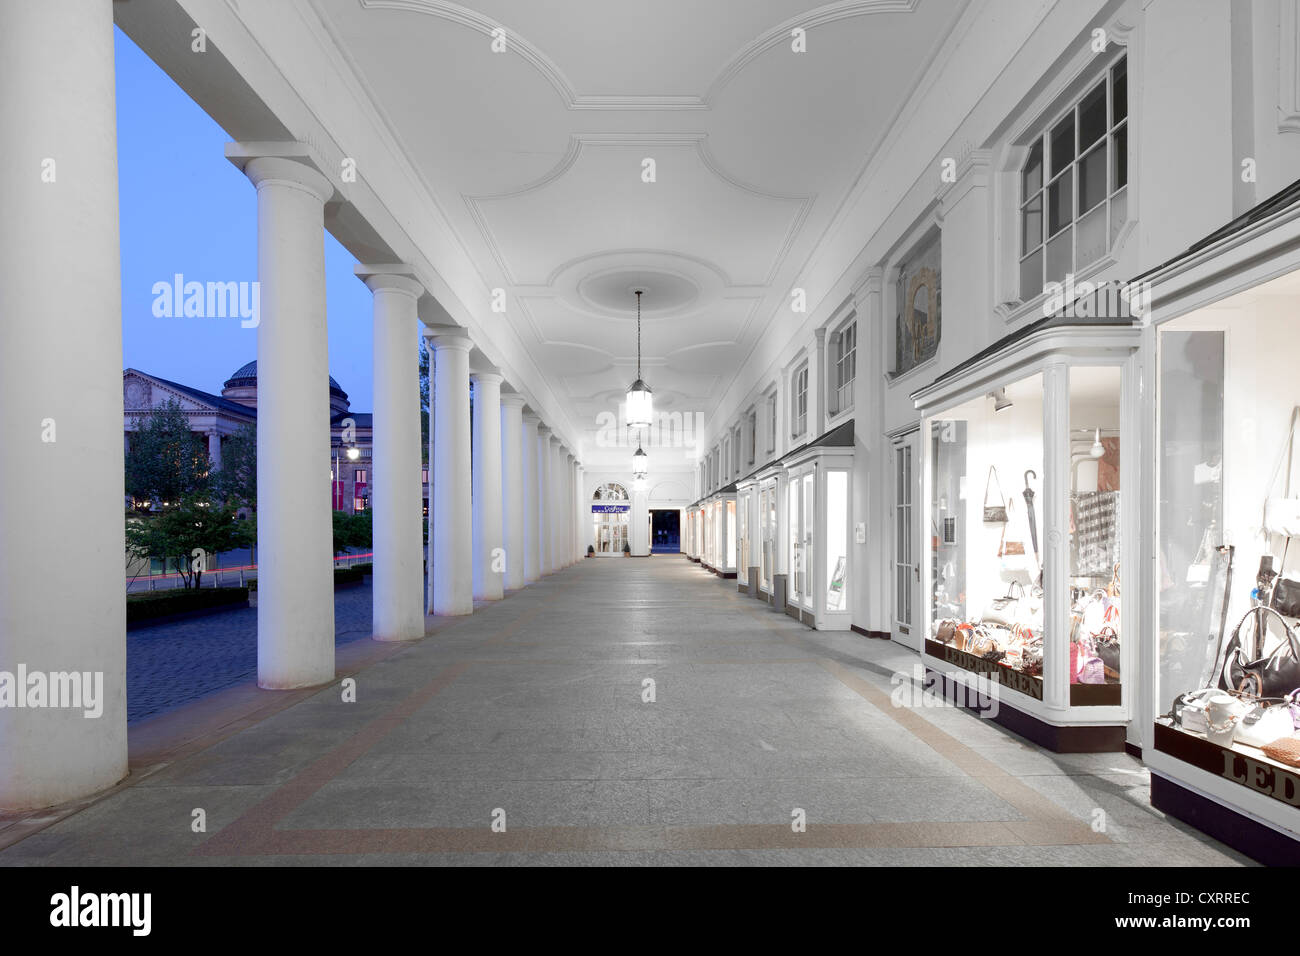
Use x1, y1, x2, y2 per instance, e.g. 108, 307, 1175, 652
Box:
501, 393, 527, 590
471, 370, 505, 601
426, 343, 437, 612
537, 426, 554, 574
550, 437, 565, 569
0, 0, 126, 809
358, 266, 424, 642
207, 431, 223, 471
238, 154, 336, 689
522, 411, 541, 583
564, 453, 576, 566
431, 332, 474, 615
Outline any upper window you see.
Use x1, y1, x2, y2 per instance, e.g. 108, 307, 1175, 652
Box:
746, 411, 757, 466
1020, 55, 1127, 297
832, 320, 857, 414
792, 364, 809, 438
767, 391, 778, 453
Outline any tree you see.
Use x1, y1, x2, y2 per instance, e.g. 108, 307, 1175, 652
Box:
332, 509, 373, 556
125, 494, 253, 588
124, 399, 208, 509
213, 423, 256, 512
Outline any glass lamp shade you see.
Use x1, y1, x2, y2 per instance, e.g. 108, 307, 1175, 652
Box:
632, 444, 649, 478
626, 379, 653, 429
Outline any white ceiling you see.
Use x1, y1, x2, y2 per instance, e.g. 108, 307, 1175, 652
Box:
308, 0, 969, 455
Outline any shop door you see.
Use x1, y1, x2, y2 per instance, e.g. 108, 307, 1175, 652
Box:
892, 432, 920, 648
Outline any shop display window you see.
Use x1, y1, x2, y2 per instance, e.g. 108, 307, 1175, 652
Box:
760, 481, 776, 591
928, 373, 1046, 696
1156, 286, 1300, 791
825, 469, 849, 611
726, 499, 737, 571
788, 479, 801, 602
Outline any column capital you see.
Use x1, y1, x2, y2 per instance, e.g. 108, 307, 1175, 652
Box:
521, 410, 541, 426
500, 392, 528, 408
427, 330, 474, 353
565, 453, 575, 463
470, 370, 505, 387
355, 263, 424, 298
231, 152, 334, 205
536, 424, 553, 438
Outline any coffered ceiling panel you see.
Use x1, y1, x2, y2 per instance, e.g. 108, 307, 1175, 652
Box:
309, 0, 969, 458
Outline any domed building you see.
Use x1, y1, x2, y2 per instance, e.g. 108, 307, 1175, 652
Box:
123, 361, 424, 515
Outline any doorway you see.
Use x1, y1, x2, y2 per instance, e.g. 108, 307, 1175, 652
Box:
650, 509, 680, 553
892, 430, 921, 649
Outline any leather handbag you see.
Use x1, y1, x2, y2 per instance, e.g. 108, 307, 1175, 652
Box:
1217, 606, 1300, 699
1095, 626, 1121, 679
981, 581, 1023, 627
1173, 688, 1220, 734
983, 466, 1008, 523
1269, 540, 1300, 617
1235, 701, 1296, 748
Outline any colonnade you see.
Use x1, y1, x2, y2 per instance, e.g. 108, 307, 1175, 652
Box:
0, 1, 583, 810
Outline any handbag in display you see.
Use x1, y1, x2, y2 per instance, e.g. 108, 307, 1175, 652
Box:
981, 581, 1024, 627
1234, 701, 1297, 748
1095, 626, 1121, 680
983, 466, 1008, 523
1216, 605, 1300, 699
1262, 406, 1300, 537
1262, 737, 1300, 767
966, 626, 1002, 658
998, 500, 1031, 576
1206, 694, 1249, 747
1268, 540, 1300, 618
1074, 635, 1106, 685
1173, 688, 1220, 733
936, 619, 961, 645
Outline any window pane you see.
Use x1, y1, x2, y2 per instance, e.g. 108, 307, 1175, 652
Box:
1078, 81, 1107, 151
1048, 167, 1073, 236
1076, 201, 1107, 270
1022, 139, 1043, 196
1110, 187, 1127, 245
1112, 58, 1127, 124
1079, 141, 1107, 213
1021, 193, 1043, 253
1020, 248, 1043, 299
1112, 125, 1127, 190
1046, 228, 1072, 286
1050, 113, 1074, 176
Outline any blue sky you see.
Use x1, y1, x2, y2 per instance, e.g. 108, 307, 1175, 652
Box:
115, 26, 375, 410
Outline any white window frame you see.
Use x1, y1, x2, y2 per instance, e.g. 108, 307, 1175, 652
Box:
791, 363, 808, 438
830, 318, 856, 416
1018, 52, 1128, 300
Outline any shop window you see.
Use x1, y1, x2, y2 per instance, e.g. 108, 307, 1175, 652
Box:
792, 364, 808, 438
1020, 55, 1128, 298
1154, 298, 1300, 780
894, 232, 941, 376
826, 470, 849, 611
928, 374, 1046, 696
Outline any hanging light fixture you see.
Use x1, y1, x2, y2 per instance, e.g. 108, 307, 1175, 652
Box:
632, 441, 649, 479
626, 289, 653, 428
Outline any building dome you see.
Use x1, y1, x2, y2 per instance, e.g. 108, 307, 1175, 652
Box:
221, 360, 350, 414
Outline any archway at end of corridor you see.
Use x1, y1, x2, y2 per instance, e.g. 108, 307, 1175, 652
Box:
650, 509, 680, 553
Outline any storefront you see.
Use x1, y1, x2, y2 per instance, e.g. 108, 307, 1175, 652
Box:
700, 485, 738, 579
780, 429, 854, 630
590, 482, 630, 555
1139, 178, 1300, 863
913, 314, 1141, 751
736, 476, 759, 595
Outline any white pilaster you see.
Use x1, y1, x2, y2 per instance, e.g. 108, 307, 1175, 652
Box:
537, 425, 554, 575
501, 393, 527, 590
358, 265, 425, 642
471, 370, 505, 601
565, 453, 576, 566
0, 0, 127, 808
522, 411, 541, 583
430, 332, 474, 615
207, 431, 222, 471
239, 153, 336, 689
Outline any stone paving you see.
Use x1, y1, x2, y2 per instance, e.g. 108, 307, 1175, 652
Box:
1, 557, 1250, 866
127, 580, 378, 723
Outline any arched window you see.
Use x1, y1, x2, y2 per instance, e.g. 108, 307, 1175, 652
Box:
592, 482, 629, 502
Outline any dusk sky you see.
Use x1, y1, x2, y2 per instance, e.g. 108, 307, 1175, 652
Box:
115, 26, 376, 411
